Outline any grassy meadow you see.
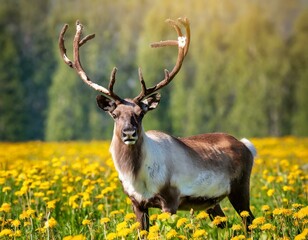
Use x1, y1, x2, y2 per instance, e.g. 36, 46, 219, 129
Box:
0, 137, 307, 239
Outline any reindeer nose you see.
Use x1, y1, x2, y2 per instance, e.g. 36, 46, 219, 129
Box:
122, 128, 137, 138
121, 127, 138, 145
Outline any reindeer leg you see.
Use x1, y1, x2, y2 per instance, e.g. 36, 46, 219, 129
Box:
207, 204, 227, 228
131, 200, 149, 231
228, 177, 254, 230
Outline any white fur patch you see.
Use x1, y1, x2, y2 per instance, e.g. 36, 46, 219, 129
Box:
240, 138, 257, 158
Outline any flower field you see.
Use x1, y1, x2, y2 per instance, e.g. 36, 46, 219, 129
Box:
0, 137, 307, 239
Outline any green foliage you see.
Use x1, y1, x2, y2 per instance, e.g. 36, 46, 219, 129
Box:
1, 0, 308, 140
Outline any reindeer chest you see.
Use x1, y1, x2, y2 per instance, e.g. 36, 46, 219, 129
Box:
118, 156, 169, 203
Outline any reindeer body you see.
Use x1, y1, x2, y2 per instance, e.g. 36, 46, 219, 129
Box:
110, 123, 255, 229
59, 17, 256, 231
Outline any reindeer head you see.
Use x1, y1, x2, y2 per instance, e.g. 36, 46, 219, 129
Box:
59, 18, 190, 145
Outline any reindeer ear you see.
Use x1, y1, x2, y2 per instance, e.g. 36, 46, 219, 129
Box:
96, 95, 117, 112
141, 92, 161, 112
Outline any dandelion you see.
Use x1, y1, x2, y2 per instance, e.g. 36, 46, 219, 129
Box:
273, 208, 292, 216
177, 217, 188, 228
212, 216, 227, 226
196, 211, 209, 219
0, 203, 11, 212
231, 224, 242, 231
106, 232, 117, 240
294, 228, 308, 240
166, 229, 178, 239
252, 217, 265, 225
231, 235, 246, 240
261, 205, 270, 212
0, 229, 12, 236
110, 210, 123, 216
157, 212, 171, 220
46, 199, 57, 209
294, 206, 308, 219
100, 217, 110, 224
116, 221, 127, 231
45, 217, 57, 228
11, 219, 21, 227
130, 222, 141, 230
2, 186, 11, 192
193, 229, 207, 238
117, 228, 132, 237
240, 211, 250, 218
97, 204, 104, 211
124, 212, 136, 221
260, 223, 275, 231
82, 219, 91, 226
139, 230, 148, 238
150, 214, 158, 221
267, 189, 275, 197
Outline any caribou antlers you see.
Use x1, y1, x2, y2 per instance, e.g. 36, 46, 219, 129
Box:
58, 17, 190, 102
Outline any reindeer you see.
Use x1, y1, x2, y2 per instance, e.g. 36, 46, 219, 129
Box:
59, 18, 256, 230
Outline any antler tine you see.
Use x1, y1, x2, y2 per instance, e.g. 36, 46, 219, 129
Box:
134, 17, 190, 102
59, 20, 122, 102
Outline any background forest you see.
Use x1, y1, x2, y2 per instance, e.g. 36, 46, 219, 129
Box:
0, 0, 307, 141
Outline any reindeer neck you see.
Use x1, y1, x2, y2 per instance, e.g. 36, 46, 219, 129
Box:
110, 132, 144, 179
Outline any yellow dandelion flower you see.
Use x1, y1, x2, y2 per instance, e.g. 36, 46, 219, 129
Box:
11, 219, 21, 227
261, 205, 270, 212
0, 203, 11, 213
294, 206, 308, 219
45, 217, 57, 228
125, 213, 136, 221
117, 228, 132, 237
260, 223, 275, 231
97, 204, 104, 211
46, 199, 57, 209
212, 216, 227, 226
273, 208, 292, 216
139, 230, 148, 238
149, 225, 159, 233
240, 211, 250, 218
130, 222, 141, 230
106, 232, 117, 240
252, 217, 265, 225
2, 186, 11, 192
116, 221, 127, 231
196, 211, 209, 219
177, 217, 188, 228
150, 214, 158, 221
166, 229, 178, 239
110, 210, 123, 216
82, 219, 91, 226
157, 212, 171, 220
36, 227, 46, 233
184, 223, 194, 229
178, 235, 188, 240
100, 217, 110, 224
0, 229, 12, 236
193, 229, 207, 238
231, 235, 246, 240
267, 189, 275, 197
248, 224, 257, 230
231, 224, 242, 231
294, 229, 308, 240
82, 200, 92, 208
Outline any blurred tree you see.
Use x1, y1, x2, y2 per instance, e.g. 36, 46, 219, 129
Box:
291, 10, 308, 136
225, 5, 291, 137
0, 2, 26, 140
18, 0, 56, 139
46, 62, 91, 141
